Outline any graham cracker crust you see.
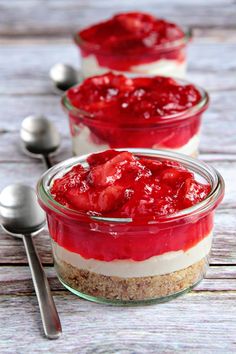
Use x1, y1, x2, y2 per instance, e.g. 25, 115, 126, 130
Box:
55, 257, 207, 301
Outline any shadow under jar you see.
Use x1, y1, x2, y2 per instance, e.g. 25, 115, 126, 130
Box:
75, 12, 191, 78
37, 149, 224, 305
62, 75, 209, 157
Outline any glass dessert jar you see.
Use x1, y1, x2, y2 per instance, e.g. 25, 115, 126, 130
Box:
75, 12, 191, 78
62, 74, 209, 157
37, 149, 224, 305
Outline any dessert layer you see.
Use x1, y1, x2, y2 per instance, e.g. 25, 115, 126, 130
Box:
155, 133, 200, 156
78, 12, 186, 72
55, 257, 207, 301
51, 150, 210, 218
52, 231, 212, 277
131, 59, 186, 76
81, 55, 186, 78
71, 126, 199, 156
65, 73, 205, 150
48, 212, 213, 261
79, 12, 185, 52
49, 150, 212, 261
72, 126, 109, 155
69, 113, 201, 150
67, 73, 202, 122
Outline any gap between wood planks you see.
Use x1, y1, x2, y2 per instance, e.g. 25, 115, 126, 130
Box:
0, 1, 236, 36
0, 291, 235, 298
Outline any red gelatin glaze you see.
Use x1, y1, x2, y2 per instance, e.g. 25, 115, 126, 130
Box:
66, 73, 206, 149
77, 12, 186, 70
67, 73, 201, 120
48, 150, 212, 261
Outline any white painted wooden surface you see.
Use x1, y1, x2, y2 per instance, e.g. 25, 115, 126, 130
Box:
0, 0, 236, 352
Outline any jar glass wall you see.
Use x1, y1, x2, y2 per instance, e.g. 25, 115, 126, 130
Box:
62, 80, 209, 157
75, 31, 191, 79
37, 149, 224, 305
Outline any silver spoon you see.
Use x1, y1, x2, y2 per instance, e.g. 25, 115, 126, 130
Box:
0, 184, 62, 340
49, 63, 80, 94
20, 115, 60, 169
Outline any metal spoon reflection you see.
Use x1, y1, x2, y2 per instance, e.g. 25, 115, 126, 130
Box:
20, 115, 60, 169
0, 184, 62, 339
49, 63, 80, 94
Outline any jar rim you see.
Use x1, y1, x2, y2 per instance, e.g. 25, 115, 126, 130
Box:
74, 28, 192, 54
37, 148, 224, 226
61, 77, 209, 127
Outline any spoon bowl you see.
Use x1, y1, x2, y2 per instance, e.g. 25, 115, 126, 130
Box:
0, 184, 45, 235
20, 115, 60, 168
49, 63, 80, 93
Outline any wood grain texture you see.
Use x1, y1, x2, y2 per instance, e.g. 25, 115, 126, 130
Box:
0, 89, 236, 154
1, 265, 236, 295
0, 38, 236, 95
0, 209, 235, 266
2, 159, 236, 206
0, 0, 236, 37
0, 0, 236, 351
0, 292, 236, 353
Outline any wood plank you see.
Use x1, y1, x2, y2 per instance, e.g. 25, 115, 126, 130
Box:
0, 40, 236, 95
0, 208, 235, 265
210, 209, 236, 264
0, 155, 236, 196
0, 228, 53, 265
0, 292, 235, 352
0, 88, 236, 154
0, 160, 235, 204
0, 132, 235, 164
1, 27, 236, 43
0, 131, 72, 163
0, 132, 235, 166
0, 1, 234, 351
1, 265, 236, 295
0, 42, 79, 95
0, 0, 236, 37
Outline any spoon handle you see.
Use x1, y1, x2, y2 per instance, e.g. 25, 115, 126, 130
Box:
42, 154, 52, 169
22, 234, 62, 339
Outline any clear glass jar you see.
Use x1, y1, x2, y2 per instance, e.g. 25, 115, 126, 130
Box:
61, 79, 209, 157
37, 149, 224, 305
75, 31, 191, 79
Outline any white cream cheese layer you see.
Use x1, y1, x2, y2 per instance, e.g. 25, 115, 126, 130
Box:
81, 55, 186, 78
131, 60, 186, 77
153, 133, 200, 157
72, 125, 199, 157
72, 126, 109, 156
53, 232, 212, 278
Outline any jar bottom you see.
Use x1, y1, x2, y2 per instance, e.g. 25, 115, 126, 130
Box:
55, 257, 208, 306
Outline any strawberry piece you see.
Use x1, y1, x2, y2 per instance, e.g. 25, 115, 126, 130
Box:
51, 150, 211, 219
64, 188, 92, 212
88, 151, 135, 187
139, 158, 163, 172
177, 178, 211, 208
160, 168, 193, 187
67, 72, 202, 121
97, 185, 126, 213
87, 150, 121, 167
80, 12, 184, 51
51, 164, 87, 196
114, 12, 154, 33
